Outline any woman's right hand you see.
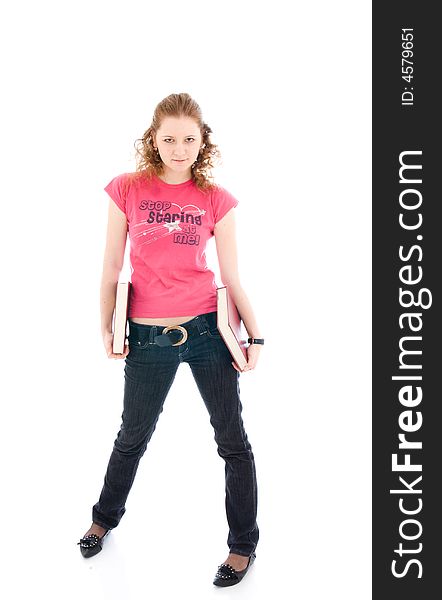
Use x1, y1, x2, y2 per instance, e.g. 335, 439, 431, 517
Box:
103, 330, 130, 359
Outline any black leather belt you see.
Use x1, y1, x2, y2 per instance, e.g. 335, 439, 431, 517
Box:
154, 325, 188, 347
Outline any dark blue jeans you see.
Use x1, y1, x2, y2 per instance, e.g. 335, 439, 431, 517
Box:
92, 310, 259, 557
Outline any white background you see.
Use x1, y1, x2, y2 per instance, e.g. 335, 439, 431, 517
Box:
0, 1, 371, 598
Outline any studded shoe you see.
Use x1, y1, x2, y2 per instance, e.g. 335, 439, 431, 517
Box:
213, 552, 256, 587
77, 529, 110, 558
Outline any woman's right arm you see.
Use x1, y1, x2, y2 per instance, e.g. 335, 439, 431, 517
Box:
100, 199, 128, 357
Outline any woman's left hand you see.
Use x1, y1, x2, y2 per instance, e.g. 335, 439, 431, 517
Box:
232, 343, 262, 373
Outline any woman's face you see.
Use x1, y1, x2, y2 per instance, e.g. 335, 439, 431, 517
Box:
154, 116, 202, 178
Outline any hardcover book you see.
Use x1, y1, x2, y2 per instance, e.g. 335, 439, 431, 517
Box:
216, 286, 249, 371
112, 282, 131, 354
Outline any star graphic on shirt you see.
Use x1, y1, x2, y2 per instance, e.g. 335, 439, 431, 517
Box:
163, 221, 182, 233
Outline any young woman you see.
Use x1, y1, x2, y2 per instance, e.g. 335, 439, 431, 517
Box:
77, 93, 264, 587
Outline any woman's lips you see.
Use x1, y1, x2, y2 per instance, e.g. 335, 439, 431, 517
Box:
173, 159, 187, 162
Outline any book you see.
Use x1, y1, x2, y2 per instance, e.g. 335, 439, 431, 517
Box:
112, 282, 131, 354
215, 286, 249, 371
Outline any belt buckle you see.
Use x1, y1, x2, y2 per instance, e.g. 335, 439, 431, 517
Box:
162, 325, 188, 346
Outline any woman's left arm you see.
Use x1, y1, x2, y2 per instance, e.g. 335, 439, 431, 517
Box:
214, 208, 263, 372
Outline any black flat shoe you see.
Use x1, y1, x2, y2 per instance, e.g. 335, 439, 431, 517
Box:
213, 552, 256, 587
77, 529, 110, 558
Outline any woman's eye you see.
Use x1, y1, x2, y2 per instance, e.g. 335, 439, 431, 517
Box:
163, 138, 195, 143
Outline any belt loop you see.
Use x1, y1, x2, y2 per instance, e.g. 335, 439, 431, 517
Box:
149, 326, 158, 344
195, 313, 207, 334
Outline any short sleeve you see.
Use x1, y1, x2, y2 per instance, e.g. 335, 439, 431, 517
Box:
212, 185, 239, 225
104, 173, 128, 215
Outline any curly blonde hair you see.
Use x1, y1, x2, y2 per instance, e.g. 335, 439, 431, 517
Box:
125, 93, 222, 195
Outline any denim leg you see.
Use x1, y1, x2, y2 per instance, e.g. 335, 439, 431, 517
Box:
187, 330, 259, 557
92, 343, 180, 530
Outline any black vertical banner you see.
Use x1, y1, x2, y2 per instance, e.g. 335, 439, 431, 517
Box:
373, 2, 440, 598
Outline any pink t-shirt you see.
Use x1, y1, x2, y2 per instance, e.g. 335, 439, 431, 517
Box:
104, 172, 239, 318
